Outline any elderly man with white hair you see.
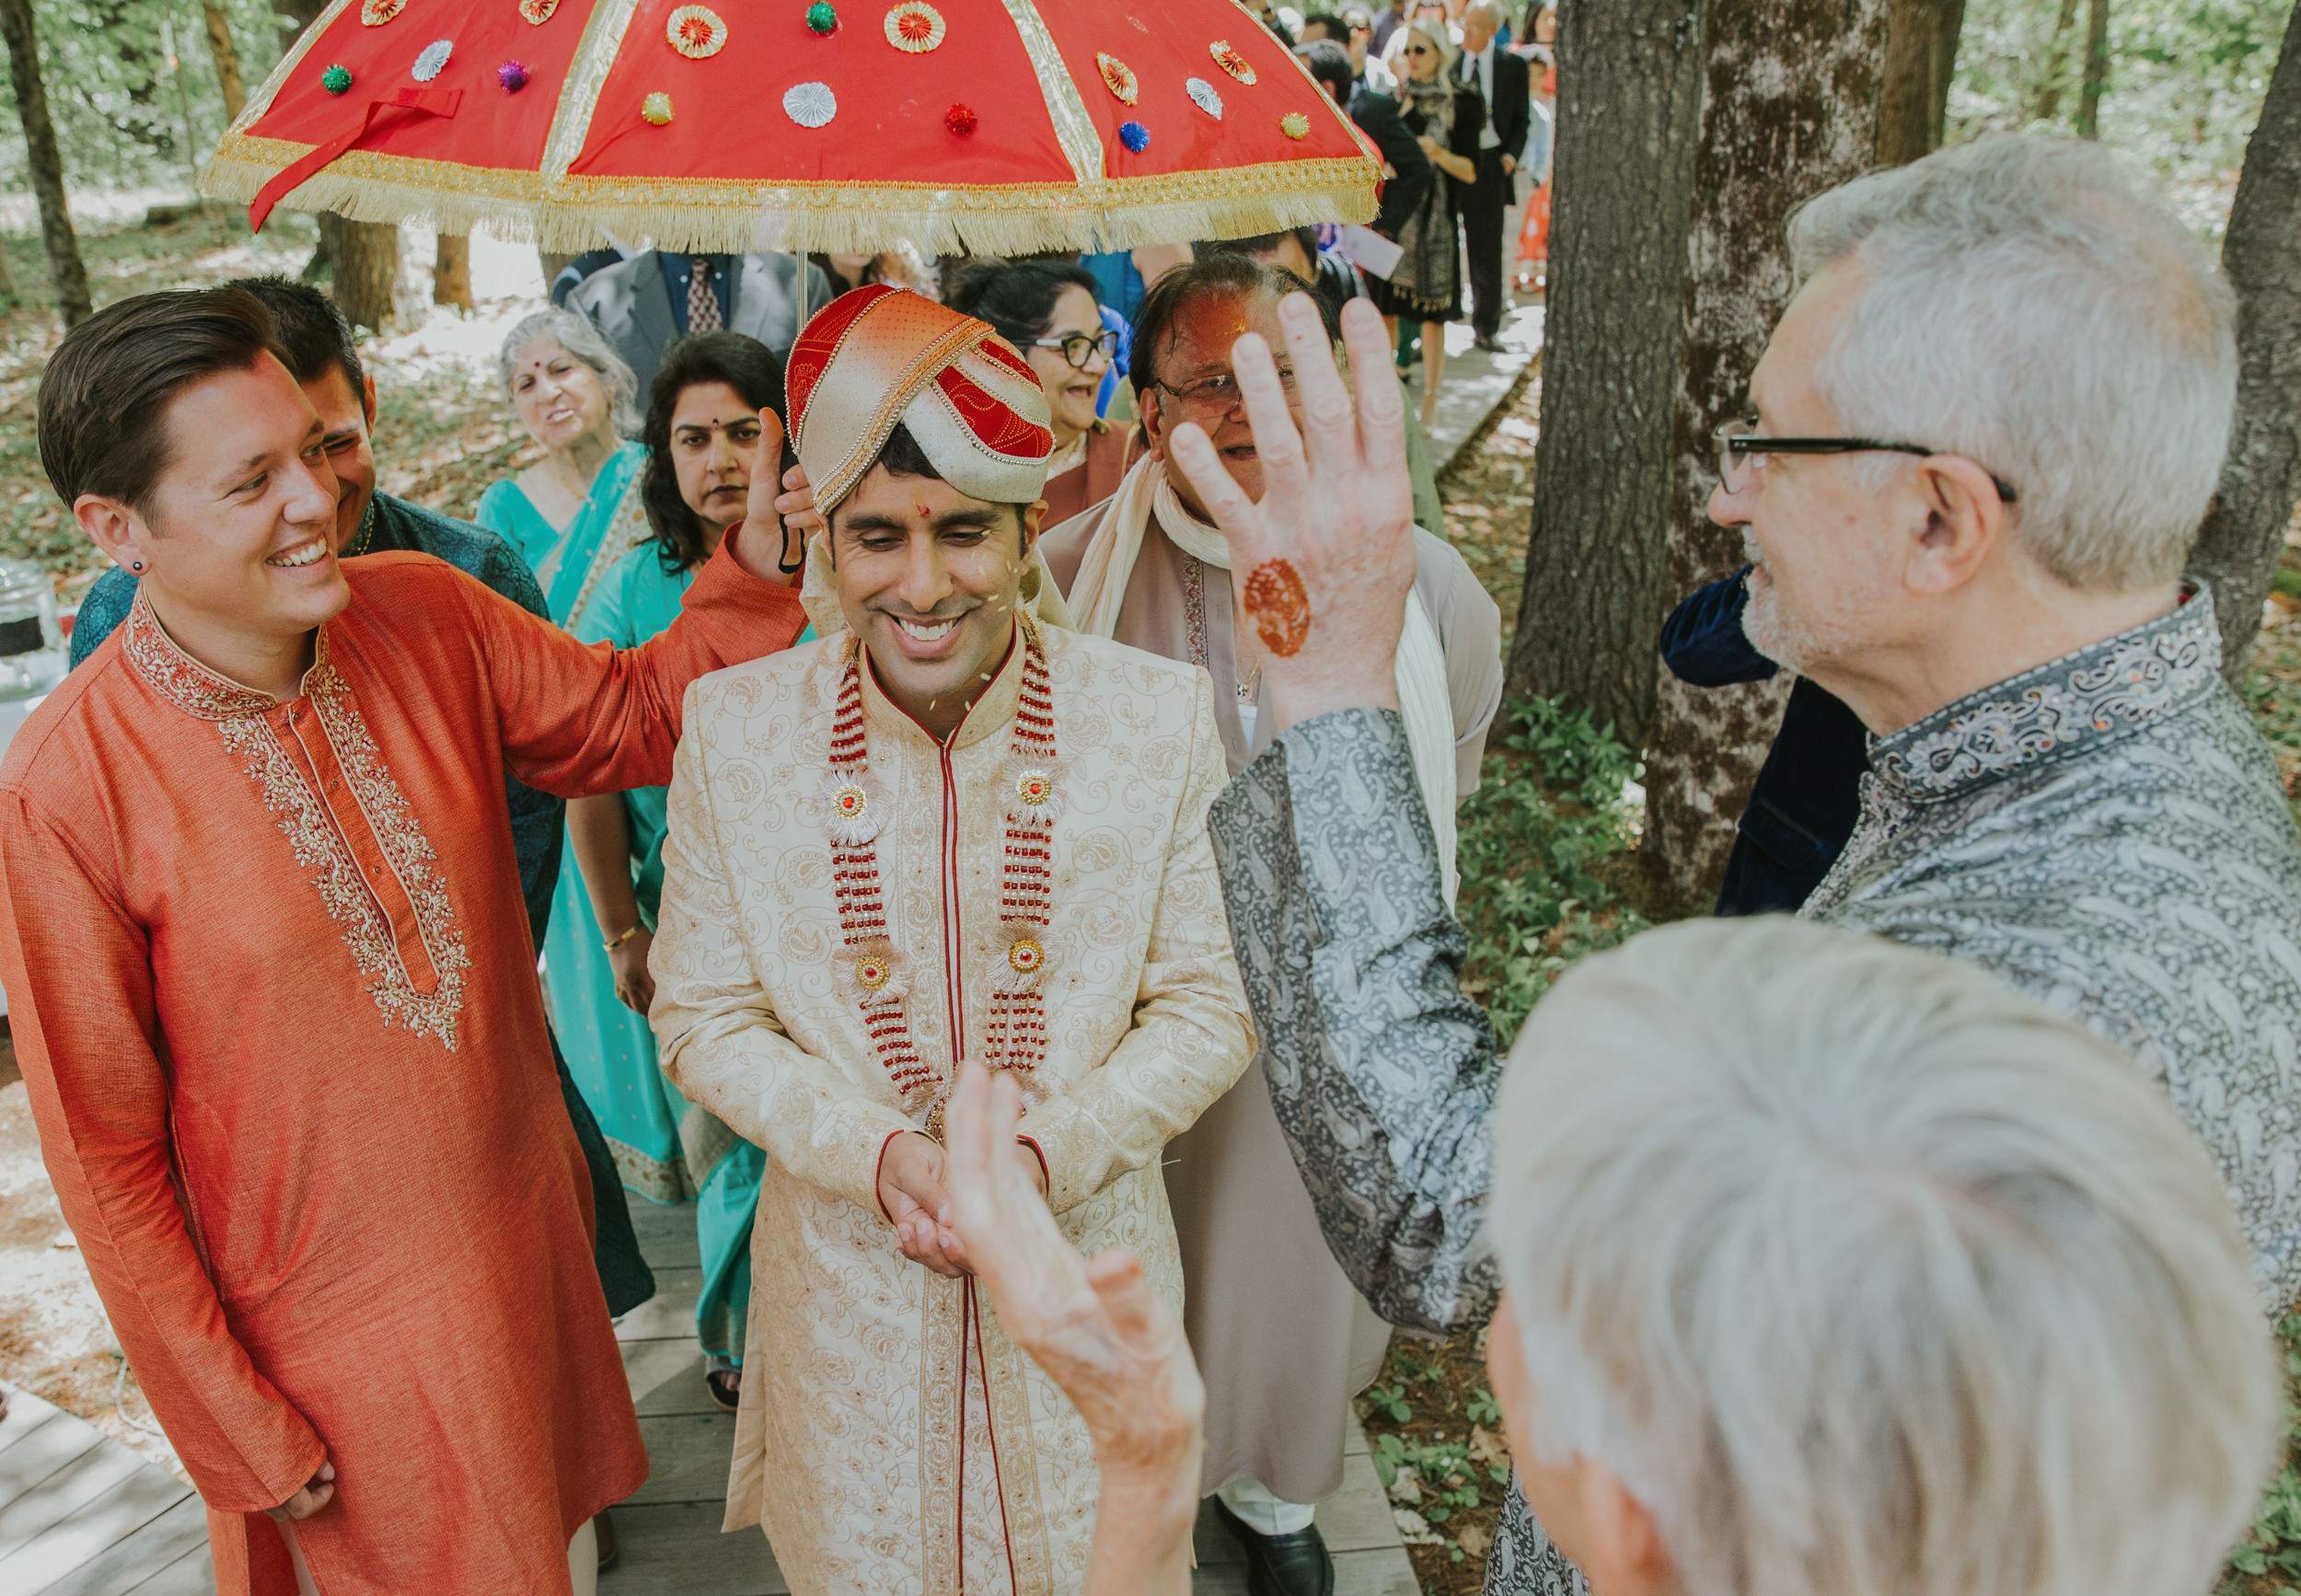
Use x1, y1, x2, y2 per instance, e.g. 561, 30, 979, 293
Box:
1129, 131, 2301, 1593
942, 918, 2285, 1596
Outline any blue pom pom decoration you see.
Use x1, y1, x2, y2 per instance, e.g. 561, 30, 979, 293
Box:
1118, 120, 1150, 152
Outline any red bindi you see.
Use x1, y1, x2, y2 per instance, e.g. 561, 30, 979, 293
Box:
1242, 559, 1311, 657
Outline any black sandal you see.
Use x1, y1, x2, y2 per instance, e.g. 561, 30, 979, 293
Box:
705, 1369, 741, 1413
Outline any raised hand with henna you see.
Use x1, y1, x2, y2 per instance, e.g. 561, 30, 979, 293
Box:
943, 1064, 1201, 1596
1162, 294, 1418, 735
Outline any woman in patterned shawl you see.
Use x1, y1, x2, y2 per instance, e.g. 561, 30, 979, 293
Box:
1367, 15, 1484, 430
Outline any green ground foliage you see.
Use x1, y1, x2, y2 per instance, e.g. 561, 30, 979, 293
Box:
1454, 698, 1649, 1047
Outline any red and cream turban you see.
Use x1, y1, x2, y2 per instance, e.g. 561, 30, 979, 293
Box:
787, 283, 1055, 514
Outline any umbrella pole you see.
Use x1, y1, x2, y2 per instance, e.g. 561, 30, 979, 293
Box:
793, 248, 808, 327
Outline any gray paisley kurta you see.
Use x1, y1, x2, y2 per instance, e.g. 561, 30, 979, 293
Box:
1208, 588, 2301, 1595
1799, 588, 2301, 1306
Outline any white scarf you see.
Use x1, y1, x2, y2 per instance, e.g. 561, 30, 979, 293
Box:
1068, 455, 1461, 906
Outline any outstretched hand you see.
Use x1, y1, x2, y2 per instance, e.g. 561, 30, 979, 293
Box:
1163, 293, 1417, 732
733, 413, 806, 586
943, 1065, 1200, 1594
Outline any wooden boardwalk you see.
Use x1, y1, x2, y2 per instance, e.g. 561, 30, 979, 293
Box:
609, 1198, 1419, 1595
0, 1386, 212, 1595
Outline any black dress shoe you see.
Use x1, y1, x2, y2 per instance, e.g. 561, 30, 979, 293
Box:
1473, 334, 1504, 353
1213, 1498, 1335, 1596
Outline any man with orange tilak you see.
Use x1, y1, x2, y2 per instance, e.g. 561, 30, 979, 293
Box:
0, 286, 809, 1596
648, 284, 1255, 1595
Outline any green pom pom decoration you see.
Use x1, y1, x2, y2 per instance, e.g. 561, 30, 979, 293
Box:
321, 63, 353, 95
805, 2, 837, 33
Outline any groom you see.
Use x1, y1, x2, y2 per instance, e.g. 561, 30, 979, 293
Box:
649, 284, 1257, 1595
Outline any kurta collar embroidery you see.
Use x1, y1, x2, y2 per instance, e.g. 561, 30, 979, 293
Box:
128, 585, 471, 1047
122, 584, 325, 720
1869, 584, 2221, 803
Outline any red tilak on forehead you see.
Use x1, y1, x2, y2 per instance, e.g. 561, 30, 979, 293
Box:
915, 502, 932, 519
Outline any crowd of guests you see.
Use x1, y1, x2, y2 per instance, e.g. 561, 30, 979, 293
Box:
6, 9, 2297, 1596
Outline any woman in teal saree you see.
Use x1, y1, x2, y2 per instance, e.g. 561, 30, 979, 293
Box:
478, 310, 689, 1204
568, 331, 805, 1411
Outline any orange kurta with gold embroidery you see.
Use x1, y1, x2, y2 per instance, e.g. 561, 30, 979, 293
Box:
0, 543, 805, 1596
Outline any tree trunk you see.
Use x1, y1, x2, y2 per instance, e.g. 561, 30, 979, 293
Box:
1502, 0, 1710, 751
2186, 0, 2301, 680
201, 0, 247, 123
434, 232, 475, 313
1879, 0, 1955, 163
2035, 0, 2082, 121
538, 249, 576, 296
0, 0, 91, 329
1925, 0, 1965, 147
322, 214, 400, 332
1640, 0, 1892, 916
2076, 0, 2110, 138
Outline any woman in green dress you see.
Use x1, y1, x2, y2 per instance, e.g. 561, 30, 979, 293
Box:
571, 331, 803, 1411
476, 310, 687, 1205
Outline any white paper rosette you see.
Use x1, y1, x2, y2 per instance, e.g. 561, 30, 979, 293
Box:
412, 39, 453, 80
1185, 76, 1223, 119
822, 766, 890, 846
784, 81, 838, 129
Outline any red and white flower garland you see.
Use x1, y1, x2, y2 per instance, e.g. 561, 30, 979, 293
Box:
825, 626, 1060, 1128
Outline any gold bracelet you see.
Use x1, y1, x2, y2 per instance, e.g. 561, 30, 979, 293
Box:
603, 924, 642, 953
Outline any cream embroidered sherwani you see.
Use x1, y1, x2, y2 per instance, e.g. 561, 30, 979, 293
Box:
651, 618, 1256, 1596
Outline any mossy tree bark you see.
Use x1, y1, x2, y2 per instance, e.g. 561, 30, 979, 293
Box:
1639, 0, 1892, 915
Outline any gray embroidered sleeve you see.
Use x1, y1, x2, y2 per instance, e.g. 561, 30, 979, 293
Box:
1208, 707, 1499, 1335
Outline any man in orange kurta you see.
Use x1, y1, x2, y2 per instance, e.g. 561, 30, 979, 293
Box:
0, 288, 807, 1594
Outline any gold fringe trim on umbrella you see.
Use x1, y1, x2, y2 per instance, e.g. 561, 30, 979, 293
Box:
202, 133, 1376, 252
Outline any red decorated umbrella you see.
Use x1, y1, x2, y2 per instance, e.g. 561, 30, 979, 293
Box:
200, 0, 1381, 254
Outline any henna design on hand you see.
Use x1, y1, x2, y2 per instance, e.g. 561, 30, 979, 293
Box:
1243, 559, 1312, 657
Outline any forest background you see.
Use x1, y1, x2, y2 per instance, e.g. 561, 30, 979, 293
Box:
0, 1, 2295, 1593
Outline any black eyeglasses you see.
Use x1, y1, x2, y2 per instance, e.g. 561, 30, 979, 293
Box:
1406, 44, 1433, 54
1152, 364, 1301, 413
1714, 418, 2019, 503
1030, 329, 1120, 370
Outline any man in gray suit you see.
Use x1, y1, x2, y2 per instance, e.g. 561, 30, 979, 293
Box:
565, 250, 833, 396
